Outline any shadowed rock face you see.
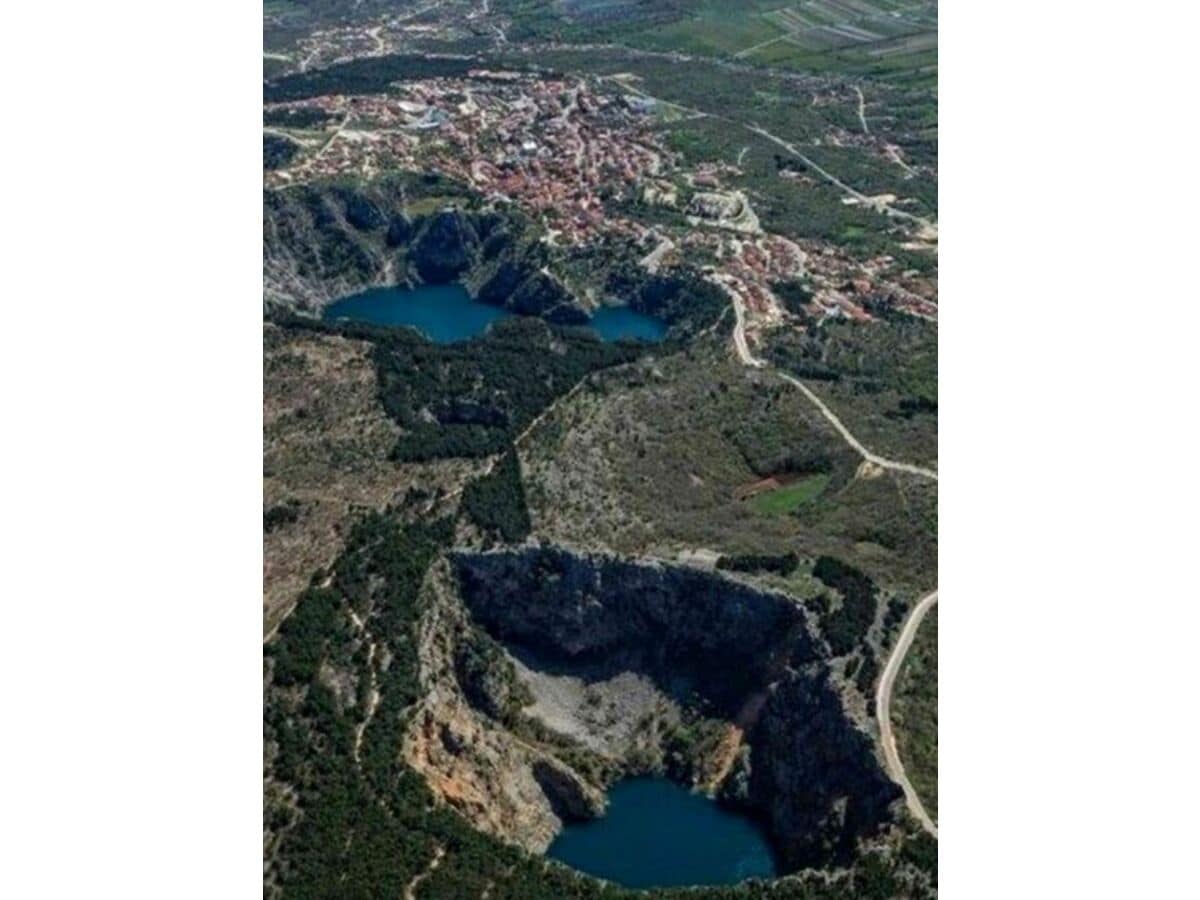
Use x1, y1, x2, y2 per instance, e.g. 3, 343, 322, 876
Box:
745, 668, 902, 869
450, 546, 902, 872
452, 546, 810, 717
413, 209, 481, 283
263, 183, 589, 319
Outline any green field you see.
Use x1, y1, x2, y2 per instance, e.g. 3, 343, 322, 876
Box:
620, 0, 937, 86
751, 473, 831, 514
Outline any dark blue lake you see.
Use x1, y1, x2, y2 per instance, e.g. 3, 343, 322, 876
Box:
323, 283, 513, 343
322, 284, 665, 343
589, 306, 668, 342
547, 777, 777, 889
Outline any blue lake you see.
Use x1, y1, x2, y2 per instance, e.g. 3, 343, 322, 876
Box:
322, 284, 666, 343
547, 777, 778, 889
589, 306, 668, 342
322, 283, 513, 343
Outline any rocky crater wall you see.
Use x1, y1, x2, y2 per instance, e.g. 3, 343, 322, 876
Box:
450, 546, 902, 872
263, 181, 586, 321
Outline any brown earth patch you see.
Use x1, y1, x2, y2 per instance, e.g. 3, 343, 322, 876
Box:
734, 472, 803, 501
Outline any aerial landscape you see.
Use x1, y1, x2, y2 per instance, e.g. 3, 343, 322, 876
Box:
263, 1, 938, 896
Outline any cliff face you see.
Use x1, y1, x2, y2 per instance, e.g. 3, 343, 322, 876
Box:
263, 182, 589, 320
744, 668, 902, 870
452, 547, 811, 717
412, 209, 481, 283
450, 546, 902, 871
402, 560, 606, 854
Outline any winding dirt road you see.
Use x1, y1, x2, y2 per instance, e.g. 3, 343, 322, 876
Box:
778, 372, 939, 480
404, 845, 445, 900
725, 282, 939, 835
724, 281, 937, 481
745, 123, 936, 236
876, 590, 938, 836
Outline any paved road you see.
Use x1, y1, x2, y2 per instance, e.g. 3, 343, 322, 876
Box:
876, 590, 938, 836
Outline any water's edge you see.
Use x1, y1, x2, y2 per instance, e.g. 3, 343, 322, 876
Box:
322, 283, 666, 343
547, 777, 778, 889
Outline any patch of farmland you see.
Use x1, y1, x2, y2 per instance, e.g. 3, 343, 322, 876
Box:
808, 0, 867, 22
649, 16, 784, 56
837, 0, 893, 15
866, 30, 937, 57
778, 30, 842, 52
767, 7, 820, 30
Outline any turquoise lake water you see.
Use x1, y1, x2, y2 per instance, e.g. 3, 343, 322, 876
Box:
322, 284, 665, 343
547, 777, 778, 889
322, 284, 513, 343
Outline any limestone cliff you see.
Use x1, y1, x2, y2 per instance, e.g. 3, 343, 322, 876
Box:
263, 181, 588, 321
402, 559, 605, 854
449, 546, 903, 872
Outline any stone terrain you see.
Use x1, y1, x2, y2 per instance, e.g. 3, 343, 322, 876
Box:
265, 182, 587, 321
263, 325, 480, 635
422, 545, 903, 869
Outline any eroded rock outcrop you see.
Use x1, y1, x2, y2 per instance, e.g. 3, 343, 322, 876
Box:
413, 209, 481, 283
452, 546, 809, 717
743, 668, 902, 869
403, 560, 605, 853
263, 181, 592, 322
449, 546, 902, 871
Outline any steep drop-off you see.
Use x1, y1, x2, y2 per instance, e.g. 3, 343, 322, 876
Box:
449, 546, 902, 871
263, 180, 585, 321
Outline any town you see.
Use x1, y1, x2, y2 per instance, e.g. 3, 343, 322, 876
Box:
265, 66, 937, 350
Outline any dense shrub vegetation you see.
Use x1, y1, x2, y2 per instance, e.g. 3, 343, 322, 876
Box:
717, 552, 800, 576
264, 54, 487, 103
264, 134, 300, 170
264, 499, 303, 533
772, 280, 814, 318
812, 556, 879, 657
264, 106, 335, 129
371, 318, 643, 462
461, 449, 532, 543
768, 319, 937, 412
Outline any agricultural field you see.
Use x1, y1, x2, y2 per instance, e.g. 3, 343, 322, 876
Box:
750, 472, 832, 514
626, 0, 939, 86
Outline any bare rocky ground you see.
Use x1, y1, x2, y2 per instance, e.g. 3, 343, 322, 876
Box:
510, 660, 680, 759
403, 560, 608, 853
262, 324, 481, 635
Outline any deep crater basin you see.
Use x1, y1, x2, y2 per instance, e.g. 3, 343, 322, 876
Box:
547, 777, 777, 889
451, 547, 903, 872
322, 283, 666, 343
